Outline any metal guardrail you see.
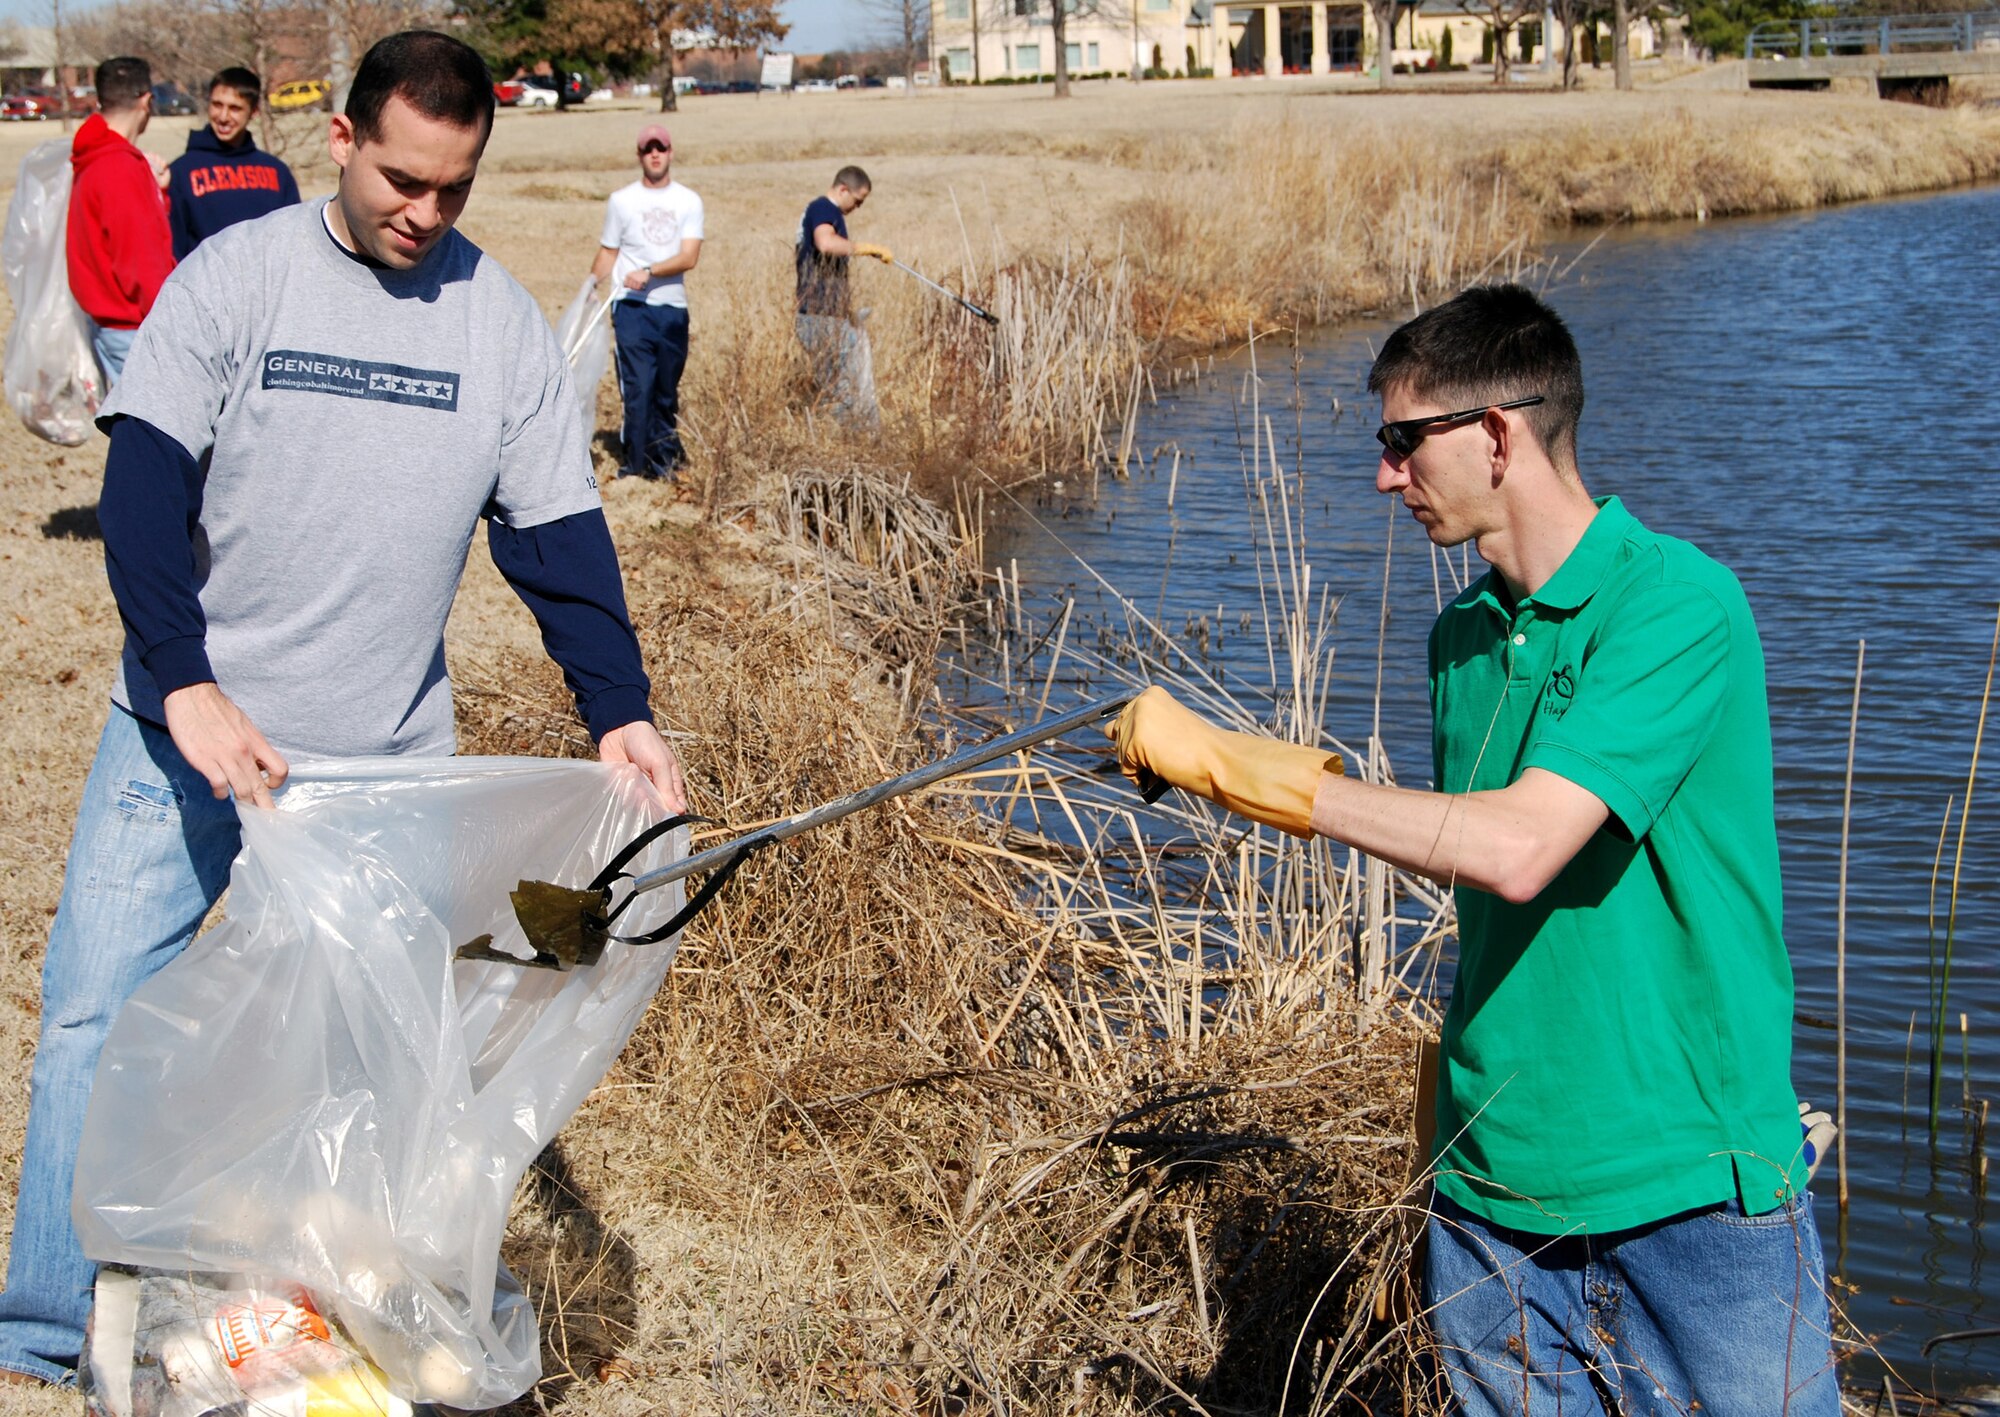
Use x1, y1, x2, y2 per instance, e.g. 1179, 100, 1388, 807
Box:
1746, 10, 2000, 59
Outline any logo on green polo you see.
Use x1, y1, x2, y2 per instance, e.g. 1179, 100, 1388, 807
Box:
1542, 663, 1575, 718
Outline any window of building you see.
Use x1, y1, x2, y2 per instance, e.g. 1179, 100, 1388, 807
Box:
1146, 0, 1173, 12
1087, 41, 1100, 64
945, 0, 969, 16
946, 46, 972, 75
1065, 41, 1082, 68
1015, 42, 1041, 70
1013, 0, 1036, 16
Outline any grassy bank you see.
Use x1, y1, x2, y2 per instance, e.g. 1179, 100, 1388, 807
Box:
0, 80, 1991, 1415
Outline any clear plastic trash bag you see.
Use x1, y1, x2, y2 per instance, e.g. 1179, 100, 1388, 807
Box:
74, 757, 688, 1409
2, 139, 102, 445
554, 277, 612, 440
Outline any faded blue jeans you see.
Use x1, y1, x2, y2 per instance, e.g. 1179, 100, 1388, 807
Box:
87, 323, 134, 390
0, 706, 240, 1384
1424, 1189, 1840, 1416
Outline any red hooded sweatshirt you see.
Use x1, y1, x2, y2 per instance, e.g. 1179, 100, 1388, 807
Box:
67, 113, 175, 330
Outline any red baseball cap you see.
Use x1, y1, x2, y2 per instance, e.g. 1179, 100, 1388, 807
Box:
637, 124, 672, 151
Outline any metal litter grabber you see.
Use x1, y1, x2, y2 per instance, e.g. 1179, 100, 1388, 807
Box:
891, 259, 999, 326
457, 695, 1163, 971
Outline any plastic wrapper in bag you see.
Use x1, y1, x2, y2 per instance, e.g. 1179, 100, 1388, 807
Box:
83, 1267, 414, 1417
74, 757, 688, 1409
2, 139, 102, 445
554, 276, 612, 441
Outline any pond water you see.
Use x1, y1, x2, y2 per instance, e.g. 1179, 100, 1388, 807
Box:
954, 185, 2000, 1392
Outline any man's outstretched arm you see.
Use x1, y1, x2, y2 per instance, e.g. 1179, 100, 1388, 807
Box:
1109, 686, 1607, 903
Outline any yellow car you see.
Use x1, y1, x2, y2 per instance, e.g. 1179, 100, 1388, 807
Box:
268, 79, 331, 113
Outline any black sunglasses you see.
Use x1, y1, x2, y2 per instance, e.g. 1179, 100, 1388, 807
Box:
638, 141, 670, 155
1375, 395, 1543, 458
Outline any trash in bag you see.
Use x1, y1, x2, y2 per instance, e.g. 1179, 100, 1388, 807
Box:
74, 757, 689, 1409
2, 139, 102, 445
554, 276, 612, 442
83, 1267, 414, 1417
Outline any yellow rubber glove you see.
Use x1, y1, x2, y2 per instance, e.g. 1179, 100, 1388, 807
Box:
853, 242, 894, 264
1106, 686, 1343, 838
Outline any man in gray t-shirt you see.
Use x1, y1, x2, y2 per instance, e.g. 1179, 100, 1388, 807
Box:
0, 32, 684, 1388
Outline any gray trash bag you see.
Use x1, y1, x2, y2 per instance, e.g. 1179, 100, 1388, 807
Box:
74, 756, 689, 1409
555, 276, 612, 443
2, 139, 102, 445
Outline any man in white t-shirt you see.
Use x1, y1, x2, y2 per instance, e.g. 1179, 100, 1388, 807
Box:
589, 123, 703, 480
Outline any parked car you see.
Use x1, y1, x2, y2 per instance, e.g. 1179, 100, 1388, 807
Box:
725, 79, 757, 93
520, 71, 593, 106
493, 78, 526, 106
0, 94, 49, 121
151, 82, 197, 115
800, 78, 836, 92
13, 87, 93, 118
268, 78, 330, 112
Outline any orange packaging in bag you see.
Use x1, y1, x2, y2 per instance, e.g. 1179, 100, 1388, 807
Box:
210, 1286, 331, 1368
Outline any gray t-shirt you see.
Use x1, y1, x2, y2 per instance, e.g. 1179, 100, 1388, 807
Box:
101, 199, 598, 757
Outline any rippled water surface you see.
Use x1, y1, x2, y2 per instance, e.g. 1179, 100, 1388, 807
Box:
963, 186, 2000, 1390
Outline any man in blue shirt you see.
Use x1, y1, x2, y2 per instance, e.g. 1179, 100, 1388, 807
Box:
795, 166, 890, 430
166, 67, 300, 259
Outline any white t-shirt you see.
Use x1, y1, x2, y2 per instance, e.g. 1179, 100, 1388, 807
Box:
599, 179, 704, 308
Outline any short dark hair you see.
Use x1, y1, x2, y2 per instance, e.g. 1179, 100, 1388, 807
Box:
1368, 284, 1586, 470
209, 66, 263, 109
833, 165, 871, 194
346, 30, 495, 146
95, 56, 152, 113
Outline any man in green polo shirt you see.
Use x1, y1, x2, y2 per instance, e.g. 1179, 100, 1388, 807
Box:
1107, 284, 1837, 1415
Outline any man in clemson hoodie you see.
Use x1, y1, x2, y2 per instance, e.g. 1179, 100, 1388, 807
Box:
66, 56, 174, 389
166, 67, 300, 259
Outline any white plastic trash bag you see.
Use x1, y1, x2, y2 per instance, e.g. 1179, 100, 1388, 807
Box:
74, 756, 689, 1409
555, 277, 612, 441
2, 139, 101, 445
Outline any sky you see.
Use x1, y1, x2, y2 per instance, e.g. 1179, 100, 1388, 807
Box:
1, 0, 891, 57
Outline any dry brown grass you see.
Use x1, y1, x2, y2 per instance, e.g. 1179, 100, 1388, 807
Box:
0, 78, 1996, 1417
449, 456, 1445, 1416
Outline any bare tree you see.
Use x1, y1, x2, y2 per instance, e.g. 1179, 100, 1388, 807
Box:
1460, 0, 1537, 81
1368, 0, 1397, 86
861, 0, 928, 83
1551, 0, 1582, 87
1612, 0, 1630, 88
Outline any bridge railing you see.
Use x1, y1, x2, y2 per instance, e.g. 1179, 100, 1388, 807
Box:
1746, 11, 2000, 59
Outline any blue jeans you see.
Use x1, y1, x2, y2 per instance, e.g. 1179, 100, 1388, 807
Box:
0, 707, 240, 1383
1424, 1190, 1840, 1416
795, 313, 879, 432
611, 300, 689, 478
87, 323, 134, 389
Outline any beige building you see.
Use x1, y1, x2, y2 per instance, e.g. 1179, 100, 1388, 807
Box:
931, 0, 1222, 83
929, 0, 1655, 81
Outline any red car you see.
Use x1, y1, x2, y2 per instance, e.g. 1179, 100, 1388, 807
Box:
493, 79, 525, 106
0, 94, 49, 120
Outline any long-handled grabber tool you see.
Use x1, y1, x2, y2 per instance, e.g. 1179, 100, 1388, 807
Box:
892, 259, 999, 326
458, 695, 1164, 971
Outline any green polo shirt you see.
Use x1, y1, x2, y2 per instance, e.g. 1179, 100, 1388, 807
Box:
1427, 496, 1806, 1235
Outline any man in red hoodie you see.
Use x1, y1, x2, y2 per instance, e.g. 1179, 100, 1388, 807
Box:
66, 56, 174, 388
